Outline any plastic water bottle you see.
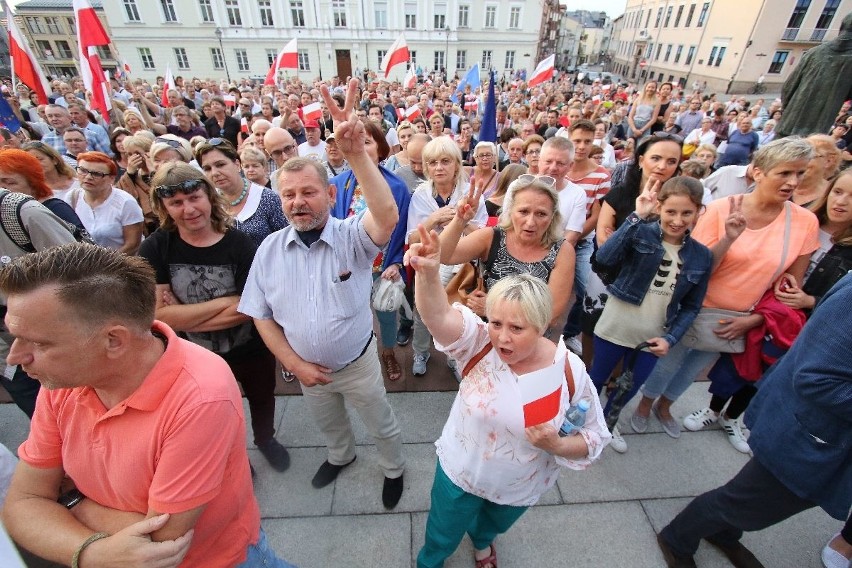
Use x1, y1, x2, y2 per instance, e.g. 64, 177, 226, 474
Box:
559, 400, 590, 437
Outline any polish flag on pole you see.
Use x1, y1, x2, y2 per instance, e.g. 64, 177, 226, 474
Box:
264, 38, 298, 85
403, 66, 417, 89
161, 64, 175, 107
74, 0, 112, 121
4, 2, 51, 104
381, 34, 409, 77
403, 105, 421, 121
240, 116, 249, 134
519, 359, 566, 427
527, 54, 555, 88
302, 101, 322, 122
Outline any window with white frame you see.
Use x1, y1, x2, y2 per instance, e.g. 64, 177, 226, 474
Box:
139, 47, 155, 70
685, 45, 695, 64
458, 5, 469, 28
509, 6, 521, 29
235, 49, 250, 71
44, 17, 62, 34
434, 51, 446, 70
174, 47, 190, 69
266, 49, 277, 66
456, 49, 466, 70
226, 0, 242, 26
55, 40, 73, 59
36, 40, 52, 58
481, 49, 492, 68
198, 0, 214, 23
290, 0, 305, 26
405, 4, 416, 29
674, 44, 683, 63
160, 0, 178, 22
375, 2, 387, 28
484, 6, 497, 28
504, 50, 515, 69
768, 51, 788, 74
377, 50, 387, 68
123, 0, 141, 22
259, 0, 274, 26
410, 50, 417, 66
298, 50, 310, 71
211, 48, 224, 69
332, 0, 346, 27
434, 4, 446, 29
25, 17, 46, 34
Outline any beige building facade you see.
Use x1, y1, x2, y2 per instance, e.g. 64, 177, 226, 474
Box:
611, 0, 852, 93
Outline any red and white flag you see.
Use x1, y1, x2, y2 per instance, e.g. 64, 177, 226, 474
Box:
264, 38, 298, 85
518, 359, 565, 428
528, 54, 555, 88
381, 34, 409, 77
123, 60, 132, 74
223, 94, 236, 107
403, 105, 421, 121
403, 66, 417, 89
74, 0, 112, 121
5, 2, 51, 104
160, 64, 175, 107
240, 116, 249, 133
302, 101, 322, 122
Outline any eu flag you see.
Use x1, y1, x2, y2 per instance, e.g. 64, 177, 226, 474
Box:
478, 70, 497, 144
0, 97, 22, 133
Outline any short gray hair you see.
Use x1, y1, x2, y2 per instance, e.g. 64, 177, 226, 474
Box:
473, 141, 496, 158
542, 135, 575, 162
753, 136, 813, 172
485, 274, 553, 334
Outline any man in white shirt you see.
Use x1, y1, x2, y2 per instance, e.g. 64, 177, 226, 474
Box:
539, 137, 586, 247
297, 120, 327, 162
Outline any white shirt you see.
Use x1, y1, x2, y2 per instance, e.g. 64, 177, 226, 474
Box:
298, 140, 327, 161
65, 187, 143, 250
406, 180, 487, 241
557, 181, 587, 235
435, 305, 610, 506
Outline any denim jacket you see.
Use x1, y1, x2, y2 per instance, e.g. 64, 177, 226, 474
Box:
595, 212, 713, 347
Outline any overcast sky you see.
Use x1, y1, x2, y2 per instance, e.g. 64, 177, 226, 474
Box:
564, 0, 626, 18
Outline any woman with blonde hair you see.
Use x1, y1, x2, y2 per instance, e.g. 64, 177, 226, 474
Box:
385, 120, 415, 171
240, 146, 271, 188
22, 140, 77, 199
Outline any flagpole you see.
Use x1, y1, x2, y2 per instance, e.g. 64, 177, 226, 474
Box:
3, 1, 17, 89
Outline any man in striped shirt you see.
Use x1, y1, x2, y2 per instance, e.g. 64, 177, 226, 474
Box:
239, 79, 406, 510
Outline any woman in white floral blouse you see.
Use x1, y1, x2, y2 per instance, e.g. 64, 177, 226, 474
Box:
406, 220, 610, 568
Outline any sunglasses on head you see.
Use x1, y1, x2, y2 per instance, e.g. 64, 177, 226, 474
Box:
155, 137, 184, 150
155, 178, 206, 199
648, 132, 684, 144
516, 173, 556, 187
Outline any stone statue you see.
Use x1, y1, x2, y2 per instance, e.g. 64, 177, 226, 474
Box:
777, 13, 852, 138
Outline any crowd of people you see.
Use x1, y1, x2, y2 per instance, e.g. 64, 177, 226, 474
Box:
0, 67, 849, 568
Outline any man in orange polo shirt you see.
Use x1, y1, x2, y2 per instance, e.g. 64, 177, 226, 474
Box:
0, 244, 294, 568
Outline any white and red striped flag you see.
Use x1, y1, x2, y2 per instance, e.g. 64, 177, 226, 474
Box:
302, 101, 322, 122
381, 34, 410, 77
403, 66, 417, 89
528, 54, 555, 88
160, 64, 175, 107
5, 1, 51, 104
518, 360, 565, 427
74, 0, 112, 121
403, 105, 421, 121
264, 38, 298, 85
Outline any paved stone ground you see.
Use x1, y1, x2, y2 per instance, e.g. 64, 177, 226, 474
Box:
0, 369, 841, 567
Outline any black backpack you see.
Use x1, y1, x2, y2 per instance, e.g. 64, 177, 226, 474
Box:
0, 190, 97, 252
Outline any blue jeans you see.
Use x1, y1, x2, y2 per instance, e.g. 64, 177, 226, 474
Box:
236, 528, 298, 568
563, 238, 593, 338
640, 340, 719, 401
589, 336, 660, 418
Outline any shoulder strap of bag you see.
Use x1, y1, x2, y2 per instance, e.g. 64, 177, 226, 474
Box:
767, 201, 792, 289
483, 227, 501, 273
462, 341, 577, 400
0, 190, 36, 253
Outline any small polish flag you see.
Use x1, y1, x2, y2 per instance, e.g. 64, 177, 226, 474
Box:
302, 101, 322, 122
404, 105, 421, 121
223, 94, 236, 107
123, 60, 131, 74
240, 117, 248, 133
403, 67, 417, 89
381, 34, 410, 77
528, 54, 555, 88
265, 38, 298, 85
601, 83, 612, 91
161, 64, 175, 107
592, 95, 601, 105
518, 358, 566, 427
396, 107, 405, 120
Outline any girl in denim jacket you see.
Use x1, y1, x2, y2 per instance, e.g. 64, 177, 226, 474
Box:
589, 177, 713, 453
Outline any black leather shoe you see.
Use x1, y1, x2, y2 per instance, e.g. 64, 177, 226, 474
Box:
705, 537, 765, 568
657, 533, 697, 568
382, 474, 404, 509
396, 326, 412, 346
311, 457, 356, 488
257, 438, 291, 472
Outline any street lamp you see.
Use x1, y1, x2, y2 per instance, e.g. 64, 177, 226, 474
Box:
214, 27, 231, 84
445, 26, 450, 78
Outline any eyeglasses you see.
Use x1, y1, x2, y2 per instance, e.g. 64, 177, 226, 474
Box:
426, 158, 454, 168
525, 148, 541, 156
475, 153, 493, 159
155, 178, 206, 199
155, 137, 184, 149
515, 173, 556, 187
266, 144, 296, 158
76, 166, 110, 180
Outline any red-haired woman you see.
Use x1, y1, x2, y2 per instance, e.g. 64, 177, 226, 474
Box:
0, 149, 84, 230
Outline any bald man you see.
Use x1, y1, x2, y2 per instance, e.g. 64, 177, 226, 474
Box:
264, 127, 297, 191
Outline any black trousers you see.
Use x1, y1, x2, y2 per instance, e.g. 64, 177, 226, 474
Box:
660, 458, 816, 557
224, 347, 277, 446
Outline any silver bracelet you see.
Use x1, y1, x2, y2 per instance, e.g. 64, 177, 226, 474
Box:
71, 532, 110, 568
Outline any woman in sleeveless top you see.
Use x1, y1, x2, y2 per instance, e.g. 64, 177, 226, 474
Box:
628, 81, 661, 143
438, 174, 575, 340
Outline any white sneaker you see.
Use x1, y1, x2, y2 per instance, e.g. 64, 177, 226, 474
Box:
720, 416, 751, 454
683, 407, 719, 431
564, 334, 583, 356
610, 426, 628, 453
821, 534, 851, 568
412, 351, 430, 376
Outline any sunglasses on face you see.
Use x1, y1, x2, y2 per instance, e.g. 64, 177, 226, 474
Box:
155, 178, 207, 199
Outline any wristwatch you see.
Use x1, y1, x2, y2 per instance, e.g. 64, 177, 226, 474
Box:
58, 488, 86, 509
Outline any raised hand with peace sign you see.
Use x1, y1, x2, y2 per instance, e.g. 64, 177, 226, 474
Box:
635, 178, 661, 220
319, 78, 366, 158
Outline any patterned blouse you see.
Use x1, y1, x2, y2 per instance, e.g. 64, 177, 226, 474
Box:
434, 305, 611, 506
484, 228, 564, 291
233, 182, 288, 246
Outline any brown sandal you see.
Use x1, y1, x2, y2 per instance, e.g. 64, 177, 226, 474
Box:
382, 350, 402, 381
474, 544, 497, 568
